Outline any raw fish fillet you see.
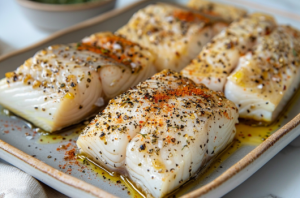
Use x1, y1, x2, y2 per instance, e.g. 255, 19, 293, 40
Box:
225, 25, 300, 122
181, 13, 276, 91
182, 13, 300, 122
77, 70, 239, 197
0, 34, 156, 132
117, 3, 227, 72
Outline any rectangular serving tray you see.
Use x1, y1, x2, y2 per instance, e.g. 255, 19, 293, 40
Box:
1, 0, 300, 197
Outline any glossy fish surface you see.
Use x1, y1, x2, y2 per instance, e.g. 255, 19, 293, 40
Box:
117, 3, 227, 72
0, 33, 156, 132
77, 70, 239, 197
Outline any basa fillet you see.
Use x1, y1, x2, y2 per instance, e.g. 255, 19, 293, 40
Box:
77, 70, 239, 198
0, 33, 156, 132
181, 13, 276, 91
117, 3, 227, 72
182, 13, 300, 123
225, 25, 300, 122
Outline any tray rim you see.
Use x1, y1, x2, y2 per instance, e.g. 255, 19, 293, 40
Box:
1, 0, 300, 197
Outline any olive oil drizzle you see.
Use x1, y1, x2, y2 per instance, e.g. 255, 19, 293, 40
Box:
77, 155, 145, 198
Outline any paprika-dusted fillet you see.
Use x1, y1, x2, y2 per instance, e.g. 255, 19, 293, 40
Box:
77, 70, 239, 198
117, 3, 228, 72
0, 33, 156, 132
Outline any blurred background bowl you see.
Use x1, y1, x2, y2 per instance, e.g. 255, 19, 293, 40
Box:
16, 0, 116, 31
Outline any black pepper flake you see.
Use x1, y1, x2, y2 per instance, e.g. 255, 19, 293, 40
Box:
225, 42, 233, 49
139, 144, 146, 151
87, 78, 91, 83
60, 83, 65, 88
249, 36, 256, 42
70, 82, 76, 87
100, 132, 106, 137
79, 105, 83, 109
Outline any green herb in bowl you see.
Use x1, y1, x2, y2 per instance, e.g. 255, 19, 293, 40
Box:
31, 0, 102, 4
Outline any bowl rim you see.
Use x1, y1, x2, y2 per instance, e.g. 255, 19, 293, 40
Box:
16, 0, 116, 12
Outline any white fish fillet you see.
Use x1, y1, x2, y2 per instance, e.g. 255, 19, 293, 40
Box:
181, 13, 276, 92
116, 3, 227, 72
0, 33, 156, 132
77, 70, 239, 197
225, 25, 300, 122
188, 0, 247, 22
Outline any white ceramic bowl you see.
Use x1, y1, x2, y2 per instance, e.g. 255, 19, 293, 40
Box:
16, 0, 116, 30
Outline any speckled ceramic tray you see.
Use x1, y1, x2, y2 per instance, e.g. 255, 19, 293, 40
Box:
1, 0, 300, 198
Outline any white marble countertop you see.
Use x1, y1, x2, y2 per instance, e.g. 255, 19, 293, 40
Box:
1, 0, 300, 197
